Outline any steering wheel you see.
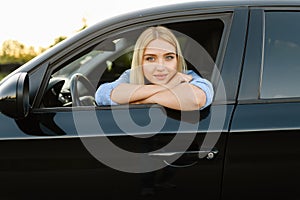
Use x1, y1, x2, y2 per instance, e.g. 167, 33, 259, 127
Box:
70, 73, 96, 106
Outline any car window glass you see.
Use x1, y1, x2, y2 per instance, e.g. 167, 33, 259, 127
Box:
42, 17, 227, 108
261, 12, 300, 99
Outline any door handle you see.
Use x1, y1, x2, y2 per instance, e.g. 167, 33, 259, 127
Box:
148, 148, 218, 160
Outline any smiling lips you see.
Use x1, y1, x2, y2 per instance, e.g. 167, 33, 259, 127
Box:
154, 74, 168, 80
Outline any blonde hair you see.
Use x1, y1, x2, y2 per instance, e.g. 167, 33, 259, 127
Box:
130, 26, 187, 84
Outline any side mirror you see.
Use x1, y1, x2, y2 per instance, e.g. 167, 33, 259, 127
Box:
0, 72, 30, 119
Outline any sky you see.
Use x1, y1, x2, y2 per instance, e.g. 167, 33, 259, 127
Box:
0, 0, 196, 49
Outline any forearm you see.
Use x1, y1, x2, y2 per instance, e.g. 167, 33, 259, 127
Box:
142, 83, 206, 111
111, 83, 166, 104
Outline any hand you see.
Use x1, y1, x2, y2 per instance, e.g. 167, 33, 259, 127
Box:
164, 72, 192, 89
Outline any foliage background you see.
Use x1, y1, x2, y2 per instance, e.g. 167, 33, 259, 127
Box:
0, 22, 86, 81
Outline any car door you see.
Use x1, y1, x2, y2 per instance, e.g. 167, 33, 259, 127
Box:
0, 7, 248, 200
222, 8, 300, 200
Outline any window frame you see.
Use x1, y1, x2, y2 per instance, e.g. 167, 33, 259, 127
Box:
34, 11, 233, 112
238, 7, 300, 104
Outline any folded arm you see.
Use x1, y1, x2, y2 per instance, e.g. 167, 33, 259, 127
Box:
111, 83, 167, 104
135, 82, 206, 111
96, 70, 213, 111
111, 71, 211, 111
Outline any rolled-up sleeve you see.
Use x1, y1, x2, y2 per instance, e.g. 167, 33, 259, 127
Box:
188, 70, 214, 110
95, 69, 130, 106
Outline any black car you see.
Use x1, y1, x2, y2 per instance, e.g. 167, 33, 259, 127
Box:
1, 0, 300, 199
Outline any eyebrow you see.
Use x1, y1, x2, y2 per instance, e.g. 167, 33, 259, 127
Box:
143, 54, 156, 57
143, 52, 176, 56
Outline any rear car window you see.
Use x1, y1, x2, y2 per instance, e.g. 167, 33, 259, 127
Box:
261, 11, 300, 99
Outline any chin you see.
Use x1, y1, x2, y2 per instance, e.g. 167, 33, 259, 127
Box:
152, 79, 168, 85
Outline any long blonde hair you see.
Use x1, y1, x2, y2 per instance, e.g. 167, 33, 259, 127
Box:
130, 26, 187, 84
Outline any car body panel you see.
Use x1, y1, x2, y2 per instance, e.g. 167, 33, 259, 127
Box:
0, 105, 233, 199
223, 104, 300, 200
222, 7, 300, 200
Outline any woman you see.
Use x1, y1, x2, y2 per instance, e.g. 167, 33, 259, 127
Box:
95, 26, 213, 111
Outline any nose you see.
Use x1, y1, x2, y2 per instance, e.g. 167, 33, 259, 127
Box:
156, 58, 165, 71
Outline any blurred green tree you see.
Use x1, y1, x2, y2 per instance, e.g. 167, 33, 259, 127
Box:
0, 18, 88, 80
0, 40, 41, 64
0, 17, 88, 65
48, 36, 67, 48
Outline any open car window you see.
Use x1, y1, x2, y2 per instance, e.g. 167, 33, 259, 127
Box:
41, 14, 230, 108
41, 35, 137, 108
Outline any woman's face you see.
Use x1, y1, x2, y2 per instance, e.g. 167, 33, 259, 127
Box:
142, 39, 178, 85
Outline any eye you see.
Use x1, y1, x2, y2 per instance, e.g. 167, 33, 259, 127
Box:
165, 55, 175, 60
145, 56, 155, 62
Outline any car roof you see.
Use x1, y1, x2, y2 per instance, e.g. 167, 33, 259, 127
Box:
110, 0, 300, 19
93, 0, 300, 25
164, 0, 300, 8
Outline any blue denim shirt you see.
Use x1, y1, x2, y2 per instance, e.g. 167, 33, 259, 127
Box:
95, 69, 214, 110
